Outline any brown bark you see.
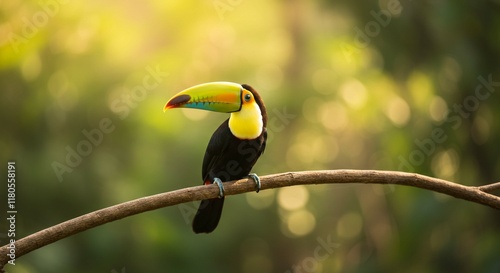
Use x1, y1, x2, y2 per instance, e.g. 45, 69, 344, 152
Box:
1, 170, 499, 270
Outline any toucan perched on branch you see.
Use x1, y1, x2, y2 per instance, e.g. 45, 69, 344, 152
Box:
164, 82, 267, 233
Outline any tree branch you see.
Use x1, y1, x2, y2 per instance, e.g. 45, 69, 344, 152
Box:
478, 181, 500, 193
1, 170, 499, 269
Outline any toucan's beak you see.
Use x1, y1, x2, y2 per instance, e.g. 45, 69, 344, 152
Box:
164, 82, 243, 113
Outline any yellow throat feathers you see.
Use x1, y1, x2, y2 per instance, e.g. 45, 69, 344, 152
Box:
228, 101, 263, 140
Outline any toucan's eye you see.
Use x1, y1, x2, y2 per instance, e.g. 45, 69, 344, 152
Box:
244, 93, 252, 102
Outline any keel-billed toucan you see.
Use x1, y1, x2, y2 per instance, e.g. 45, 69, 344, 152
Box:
164, 82, 267, 233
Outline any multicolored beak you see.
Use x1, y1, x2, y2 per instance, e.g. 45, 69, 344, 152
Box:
164, 82, 243, 113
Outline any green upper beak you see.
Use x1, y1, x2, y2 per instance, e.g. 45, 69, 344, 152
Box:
164, 82, 243, 113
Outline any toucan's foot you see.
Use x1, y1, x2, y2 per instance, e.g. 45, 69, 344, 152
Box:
213, 177, 225, 198
248, 173, 261, 193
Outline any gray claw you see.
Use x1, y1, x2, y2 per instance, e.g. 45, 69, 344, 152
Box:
213, 177, 225, 198
248, 173, 261, 193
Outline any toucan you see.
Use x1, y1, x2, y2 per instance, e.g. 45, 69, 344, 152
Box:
164, 82, 267, 233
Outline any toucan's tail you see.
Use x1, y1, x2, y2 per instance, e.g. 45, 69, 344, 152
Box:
192, 197, 225, 233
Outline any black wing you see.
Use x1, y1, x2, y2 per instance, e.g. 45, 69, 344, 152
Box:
202, 119, 233, 182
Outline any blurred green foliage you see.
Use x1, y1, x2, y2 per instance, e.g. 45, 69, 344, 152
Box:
1, 0, 500, 272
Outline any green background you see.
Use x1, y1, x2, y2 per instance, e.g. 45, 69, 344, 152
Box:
1, 0, 500, 272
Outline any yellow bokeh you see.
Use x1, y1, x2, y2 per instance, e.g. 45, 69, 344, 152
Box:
286, 209, 316, 237
277, 185, 309, 211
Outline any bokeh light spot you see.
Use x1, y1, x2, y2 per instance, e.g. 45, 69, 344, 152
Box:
408, 71, 434, 111
287, 209, 316, 236
384, 96, 410, 127
277, 186, 309, 211
319, 101, 348, 131
429, 96, 448, 122
340, 79, 367, 109
431, 149, 459, 180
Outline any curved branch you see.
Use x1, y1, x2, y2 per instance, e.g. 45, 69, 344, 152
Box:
478, 181, 500, 193
1, 170, 499, 269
